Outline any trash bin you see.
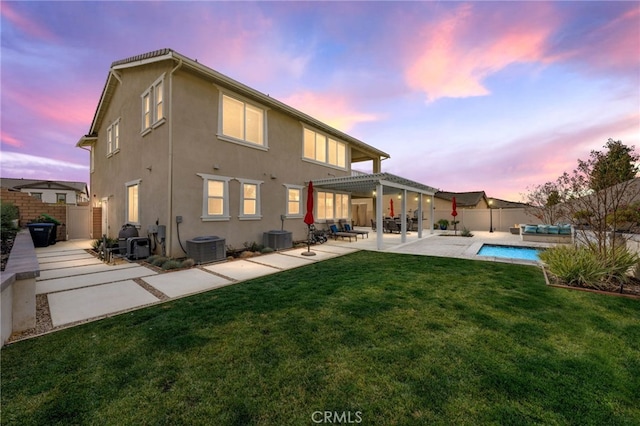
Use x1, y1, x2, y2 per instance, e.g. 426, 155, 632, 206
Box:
49, 223, 58, 245
27, 223, 55, 247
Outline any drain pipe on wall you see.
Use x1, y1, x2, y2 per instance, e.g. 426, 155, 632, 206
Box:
166, 58, 183, 258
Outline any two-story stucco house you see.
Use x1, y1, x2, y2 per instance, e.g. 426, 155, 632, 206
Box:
77, 49, 423, 256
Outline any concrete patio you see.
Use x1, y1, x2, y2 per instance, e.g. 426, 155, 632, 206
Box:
330, 228, 554, 264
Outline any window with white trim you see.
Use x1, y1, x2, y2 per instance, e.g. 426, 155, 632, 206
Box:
141, 74, 166, 134
125, 179, 141, 225
317, 191, 349, 220
56, 193, 67, 204
197, 174, 231, 221
237, 178, 263, 219
303, 127, 347, 168
219, 92, 267, 148
107, 119, 120, 156
335, 193, 349, 219
284, 184, 303, 217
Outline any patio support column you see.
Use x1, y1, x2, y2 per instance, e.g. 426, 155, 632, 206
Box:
430, 194, 435, 234
376, 183, 384, 250
417, 193, 423, 238
373, 158, 381, 174
400, 189, 407, 243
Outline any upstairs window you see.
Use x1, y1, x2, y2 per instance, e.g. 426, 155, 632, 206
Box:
141, 74, 166, 134
56, 193, 66, 204
219, 92, 267, 148
303, 127, 347, 168
107, 119, 120, 156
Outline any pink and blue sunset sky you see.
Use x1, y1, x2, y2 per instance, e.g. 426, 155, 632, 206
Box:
1, 1, 638, 201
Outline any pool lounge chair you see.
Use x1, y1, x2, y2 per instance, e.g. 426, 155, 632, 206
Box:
343, 223, 369, 239
328, 224, 355, 242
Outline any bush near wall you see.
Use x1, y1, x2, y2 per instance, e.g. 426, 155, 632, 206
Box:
0, 188, 67, 241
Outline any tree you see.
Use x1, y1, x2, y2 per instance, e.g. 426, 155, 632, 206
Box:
590, 139, 637, 191
557, 140, 639, 260
523, 181, 564, 225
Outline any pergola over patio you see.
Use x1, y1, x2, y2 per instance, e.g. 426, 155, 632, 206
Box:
313, 173, 439, 250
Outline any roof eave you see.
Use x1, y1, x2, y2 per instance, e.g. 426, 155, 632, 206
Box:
76, 135, 97, 148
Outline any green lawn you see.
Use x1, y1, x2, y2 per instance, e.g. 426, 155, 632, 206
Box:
2, 251, 639, 425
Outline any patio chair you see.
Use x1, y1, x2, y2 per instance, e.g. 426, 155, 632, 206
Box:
328, 224, 355, 242
385, 219, 400, 233
343, 223, 369, 239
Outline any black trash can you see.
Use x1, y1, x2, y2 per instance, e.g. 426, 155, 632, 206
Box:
27, 223, 55, 247
49, 224, 58, 245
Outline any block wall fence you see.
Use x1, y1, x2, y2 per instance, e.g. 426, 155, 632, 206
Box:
1, 188, 69, 241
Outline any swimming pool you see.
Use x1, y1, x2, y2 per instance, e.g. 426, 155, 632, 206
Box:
477, 244, 542, 261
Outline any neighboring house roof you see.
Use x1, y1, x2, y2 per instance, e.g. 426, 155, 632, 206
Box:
78, 48, 390, 163
0, 178, 88, 194
435, 191, 487, 207
489, 198, 529, 209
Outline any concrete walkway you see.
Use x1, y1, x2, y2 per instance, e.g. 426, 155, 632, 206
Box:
33, 229, 551, 332
35, 240, 359, 329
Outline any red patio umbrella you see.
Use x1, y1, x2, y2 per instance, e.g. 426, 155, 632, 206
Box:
390, 198, 395, 218
304, 181, 314, 226
451, 196, 458, 235
302, 181, 316, 256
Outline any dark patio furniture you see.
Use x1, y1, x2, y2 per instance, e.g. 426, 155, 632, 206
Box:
343, 224, 369, 239
385, 219, 400, 233
328, 224, 355, 241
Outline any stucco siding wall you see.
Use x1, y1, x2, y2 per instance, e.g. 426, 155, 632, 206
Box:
168, 72, 352, 253
89, 60, 370, 256
90, 62, 172, 239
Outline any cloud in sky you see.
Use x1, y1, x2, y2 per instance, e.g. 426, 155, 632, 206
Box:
0, 151, 88, 181
280, 91, 381, 133
0, 1, 638, 200
390, 112, 640, 201
402, 2, 559, 102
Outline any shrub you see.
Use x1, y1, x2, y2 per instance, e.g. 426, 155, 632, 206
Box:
601, 247, 639, 284
461, 228, 474, 237
92, 237, 118, 251
243, 241, 264, 252
540, 245, 639, 290
437, 219, 449, 228
1, 202, 19, 225
1, 202, 19, 242
540, 245, 606, 288
151, 256, 169, 267
261, 247, 275, 254
180, 258, 195, 268
161, 260, 183, 271
32, 213, 61, 225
